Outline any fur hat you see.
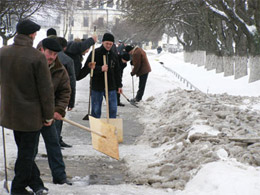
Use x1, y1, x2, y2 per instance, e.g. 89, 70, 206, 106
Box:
47, 28, 57, 37
121, 53, 130, 61
16, 19, 41, 35
102, 33, 114, 42
125, 45, 134, 53
42, 38, 62, 52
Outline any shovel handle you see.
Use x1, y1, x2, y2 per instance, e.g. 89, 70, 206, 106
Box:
62, 118, 106, 138
103, 55, 109, 122
121, 92, 130, 102
90, 26, 96, 77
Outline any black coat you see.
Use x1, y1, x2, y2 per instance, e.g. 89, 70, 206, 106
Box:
78, 45, 122, 91
58, 51, 76, 108
65, 38, 95, 80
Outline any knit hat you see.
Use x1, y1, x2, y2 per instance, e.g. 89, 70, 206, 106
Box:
121, 53, 130, 61
16, 19, 41, 35
102, 33, 114, 42
125, 45, 134, 53
42, 38, 62, 52
47, 28, 57, 36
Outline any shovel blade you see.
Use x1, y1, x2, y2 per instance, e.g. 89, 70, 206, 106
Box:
100, 118, 123, 143
89, 116, 119, 160
82, 114, 90, 120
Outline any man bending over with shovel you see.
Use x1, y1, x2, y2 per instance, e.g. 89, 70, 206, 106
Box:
37, 38, 72, 187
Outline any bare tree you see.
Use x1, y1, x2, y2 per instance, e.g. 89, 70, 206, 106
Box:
0, 0, 48, 45
119, 0, 260, 56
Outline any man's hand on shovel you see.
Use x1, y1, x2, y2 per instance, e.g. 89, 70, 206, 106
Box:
88, 61, 96, 69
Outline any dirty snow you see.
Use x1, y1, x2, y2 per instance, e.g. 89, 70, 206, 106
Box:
1, 31, 260, 194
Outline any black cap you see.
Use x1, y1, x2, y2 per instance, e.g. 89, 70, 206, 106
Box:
47, 28, 57, 36
121, 53, 130, 61
102, 33, 114, 42
16, 19, 41, 35
56, 37, 67, 48
125, 45, 134, 53
42, 38, 62, 52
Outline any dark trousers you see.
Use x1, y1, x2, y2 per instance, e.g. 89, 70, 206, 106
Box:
136, 73, 149, 101
117, 93, 121, 104
36, 123, 66, 182
11, 130, 44, 193
55, 120, 63, 143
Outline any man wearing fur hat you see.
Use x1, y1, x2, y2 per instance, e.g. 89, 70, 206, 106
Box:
78, 33, 122, 118
125, 45, 151, 103
37, 38, 72, 187
0, 19, 54, 195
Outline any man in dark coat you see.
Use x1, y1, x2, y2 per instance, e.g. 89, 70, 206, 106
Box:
125, 45, 152, 103
78, 33, 122, 118
0, 19, 54, 195
65, 36, 97, 80
37, 38, 72, 186
117, 52, 130, 106
55, 37, 76, 148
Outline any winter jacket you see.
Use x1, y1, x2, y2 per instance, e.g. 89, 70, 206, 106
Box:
58, 51, 76, 108
131, 47, 151, 77
65, 38, 95, 80
118, 54, 127, 72
0, 34, 54, 131
78, 45, 122, 91
117, 54, 127, 85
50, 58, 71, 117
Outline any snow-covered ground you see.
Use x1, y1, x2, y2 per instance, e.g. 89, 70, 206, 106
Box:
1, 32, 260, 195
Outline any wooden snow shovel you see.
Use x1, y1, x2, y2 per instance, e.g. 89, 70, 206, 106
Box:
98, 55, 123, 143
62, 117, 119, 160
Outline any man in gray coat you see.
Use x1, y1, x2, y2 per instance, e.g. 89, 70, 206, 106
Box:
0, 19, 54, 195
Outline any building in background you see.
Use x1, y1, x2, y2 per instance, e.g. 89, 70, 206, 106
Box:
60, 0, 122, 42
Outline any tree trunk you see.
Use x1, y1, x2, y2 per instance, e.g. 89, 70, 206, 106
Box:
184, 51, 191, 63
216, 56, 224, 73
223, 56, 234, 77
234, 56, 248, 79
205, 54, 217, 71
249, 56, 260, 83
196, 51, 206, 67
3, 38, 8, 46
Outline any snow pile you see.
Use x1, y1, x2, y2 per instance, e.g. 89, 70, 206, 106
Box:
124, 89, 260, 190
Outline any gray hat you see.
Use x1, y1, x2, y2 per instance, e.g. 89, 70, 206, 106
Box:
16, 19, 41, 35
